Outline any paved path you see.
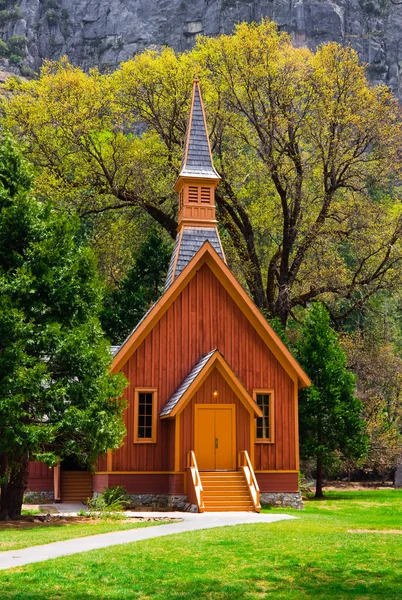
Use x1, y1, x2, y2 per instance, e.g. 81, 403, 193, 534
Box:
0, 511, 295, 571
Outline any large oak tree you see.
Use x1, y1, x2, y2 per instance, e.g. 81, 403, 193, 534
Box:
3, 21, 402, 324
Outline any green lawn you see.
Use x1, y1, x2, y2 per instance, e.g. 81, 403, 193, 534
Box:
0, 491, 401, 599
0, 518, 167, 552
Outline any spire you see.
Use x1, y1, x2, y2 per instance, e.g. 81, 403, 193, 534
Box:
165, 78, 226, 290
178, 79, 220, 181
174, 79, 221, 230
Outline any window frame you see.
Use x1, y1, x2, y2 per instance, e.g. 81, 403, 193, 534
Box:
134, 388, 158, 444
253, 389, 275, 444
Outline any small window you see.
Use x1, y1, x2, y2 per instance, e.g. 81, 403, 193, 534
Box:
254, 390, 274, 443
134, 389, 157, 443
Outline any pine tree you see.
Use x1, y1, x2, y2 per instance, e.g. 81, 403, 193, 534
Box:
101, 231, 172, 345
0, 137, 127, 519
297, 303, 368, 497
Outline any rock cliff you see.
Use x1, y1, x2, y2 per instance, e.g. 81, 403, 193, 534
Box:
0, 0, 401, 97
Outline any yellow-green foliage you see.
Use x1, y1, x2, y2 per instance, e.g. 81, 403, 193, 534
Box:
2, 22, 402, 322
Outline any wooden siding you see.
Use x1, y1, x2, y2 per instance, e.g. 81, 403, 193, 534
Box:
180, 368, 251, 471
97, 454, 108, 472
108, 474, 184, 494
92, 474, 109, 494
256, 473, 298, 493
27, 461, 53, 492
111, 263, 297, 475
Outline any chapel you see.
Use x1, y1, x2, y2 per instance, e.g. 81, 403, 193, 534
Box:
27, 79, 310, 511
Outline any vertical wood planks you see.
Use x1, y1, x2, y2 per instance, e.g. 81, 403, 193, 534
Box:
110, 263, 297, 473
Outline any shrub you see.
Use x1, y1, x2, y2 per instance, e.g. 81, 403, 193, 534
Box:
20, 63, 35, 78
102, 485, 129, 506
0, 38, 8, 57
8, 53, 21, 65
7, 35, 27, 57
46, 8, 58, 26
85, 486, 129, 518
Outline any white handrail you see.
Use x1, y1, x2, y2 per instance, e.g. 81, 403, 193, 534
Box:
238, 450, 261, 511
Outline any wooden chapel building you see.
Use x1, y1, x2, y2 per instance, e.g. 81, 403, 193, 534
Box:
27, 79, 310, 511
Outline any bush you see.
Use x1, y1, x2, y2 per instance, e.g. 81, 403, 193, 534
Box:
46, 8, 58, 26
0, 38, 8, 57
103, 485, 129, 506
8, 53, 21, 65
86, 486, 129, 518
298, 472, 313, 495
7, 35, 27, 57
20, 64, 35, 78
0, 7, 22, 23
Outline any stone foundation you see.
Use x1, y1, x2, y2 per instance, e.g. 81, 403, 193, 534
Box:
127, 493, 189, 510
260, 492, 303, 510
23, 490, 54, 504
93, 491, 198, 512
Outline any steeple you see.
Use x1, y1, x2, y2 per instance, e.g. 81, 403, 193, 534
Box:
174, 78, 221, 229
165, 79, 225, 291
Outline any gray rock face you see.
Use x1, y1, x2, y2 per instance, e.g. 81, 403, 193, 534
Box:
0, 0, 402, 97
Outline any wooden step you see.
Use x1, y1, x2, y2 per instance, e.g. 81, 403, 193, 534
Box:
60, 471, 92, 502
199, 470, 256, 513
205, 507, 255, 512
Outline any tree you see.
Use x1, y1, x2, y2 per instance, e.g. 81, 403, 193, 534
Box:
0, 137, 127, 520
3, 22, 402, 324
340, 294, 402, 478
297, 303, 368, 497
101, 230, 172, 345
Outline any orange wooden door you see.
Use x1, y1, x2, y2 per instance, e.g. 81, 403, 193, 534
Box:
195, 405, 236, 470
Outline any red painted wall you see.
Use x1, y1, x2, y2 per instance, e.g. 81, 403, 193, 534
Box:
27, 461, 53, 492
111, 263, 297, 475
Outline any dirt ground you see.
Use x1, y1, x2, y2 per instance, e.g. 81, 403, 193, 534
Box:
322, 481, 395, 491
349, 529, 402, 535
0, 515, 175, 530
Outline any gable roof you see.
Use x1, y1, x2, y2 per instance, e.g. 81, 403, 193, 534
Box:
164, 226, 225, 291
111, 242, 311, 389
178, 79, 220, 181
160, 349, 215, 417
160, 349, 263, 418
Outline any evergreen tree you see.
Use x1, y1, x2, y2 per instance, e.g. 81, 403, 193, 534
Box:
297, 303, 368, 497
101, 231, 172, 345
0, 137, 127, 520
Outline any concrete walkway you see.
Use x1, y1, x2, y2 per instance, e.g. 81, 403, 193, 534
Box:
0, 511, 295, 571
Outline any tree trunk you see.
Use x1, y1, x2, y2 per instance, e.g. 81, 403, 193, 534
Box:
275, 284, 291, 327
0, 453, 8, 519
0, 453, 29, 520
315, 455, 324, 499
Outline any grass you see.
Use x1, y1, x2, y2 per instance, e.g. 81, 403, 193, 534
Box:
0, 490, 401, 599
20, 509, 48, 517
0, 518, 168, 552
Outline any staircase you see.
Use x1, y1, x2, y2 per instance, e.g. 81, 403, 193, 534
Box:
60, 471, 92, 503
200, 471, 256, 512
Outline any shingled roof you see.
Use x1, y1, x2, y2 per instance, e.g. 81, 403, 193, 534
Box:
179, 80, 220, 180
160, 349, 216, 417
164, 229, 225, 290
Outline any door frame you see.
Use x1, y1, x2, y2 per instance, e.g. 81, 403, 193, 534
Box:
194, 404, 236, 470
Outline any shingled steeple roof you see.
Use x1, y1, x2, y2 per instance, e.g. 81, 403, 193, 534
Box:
178, 79, 220, 180
165, 78, 225, 290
